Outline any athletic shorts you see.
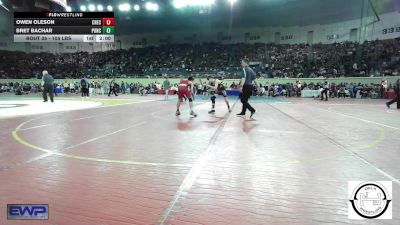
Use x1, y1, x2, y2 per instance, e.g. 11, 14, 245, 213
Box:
178, 87, 192, 99
210, 89, 227, 97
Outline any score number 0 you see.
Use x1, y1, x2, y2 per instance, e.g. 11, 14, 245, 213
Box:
102, 18, 114, 26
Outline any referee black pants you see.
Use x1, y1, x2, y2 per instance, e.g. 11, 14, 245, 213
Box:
81, 87, 89, 97
42, 84, 54, 102
108, 87, 118, 96
240, 84, 255, 114
387, 95, 400, 108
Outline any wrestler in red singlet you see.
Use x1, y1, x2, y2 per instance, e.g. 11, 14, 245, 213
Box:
176, 77, 197, 117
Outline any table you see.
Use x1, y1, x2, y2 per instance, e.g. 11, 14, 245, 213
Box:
301, 90, 321, 98
158, 90, 177, 95
383, 91, 397, 99
226, 90, 241, 96
54, 87, 63, 94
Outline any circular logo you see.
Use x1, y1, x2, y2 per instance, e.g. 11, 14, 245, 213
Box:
349, 182, 391, 219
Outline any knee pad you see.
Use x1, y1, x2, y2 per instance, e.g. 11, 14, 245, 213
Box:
211, 95, 216, 103
189, 98, 193, 102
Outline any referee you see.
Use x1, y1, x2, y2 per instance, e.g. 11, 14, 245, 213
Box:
321, 77, 329, 101
237, 59, 257, 118
108, 79, 118, 97
386, 79, 400, 109
41, 70, 54, 103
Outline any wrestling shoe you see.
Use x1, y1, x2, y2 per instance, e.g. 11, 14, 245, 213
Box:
176, 111, 181, 116
250, 110, 256, 119
190, 111, 197, 117
208, 109, 215, 114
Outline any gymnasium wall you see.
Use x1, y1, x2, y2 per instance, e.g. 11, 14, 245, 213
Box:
117, 11, 400, 48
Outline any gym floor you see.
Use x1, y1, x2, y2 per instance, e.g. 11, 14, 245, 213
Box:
0, 95, 399, 225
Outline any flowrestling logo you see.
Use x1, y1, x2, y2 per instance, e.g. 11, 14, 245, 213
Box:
348, 181, 392, 219
7, 204, 49, 220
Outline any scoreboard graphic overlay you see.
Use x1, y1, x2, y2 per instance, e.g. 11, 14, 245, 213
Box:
14, 12, 115, 43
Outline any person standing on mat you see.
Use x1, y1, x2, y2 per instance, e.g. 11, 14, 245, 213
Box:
386, 79, 400, 109
41, 70, 54, 103
176, 76, 197, 117
163, 76, 171, 100
205, 76, 231, 114
237, 59, 257, 118
108, 79, 118, 97
80, 77, 89, 98
321, 77, 329, 101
